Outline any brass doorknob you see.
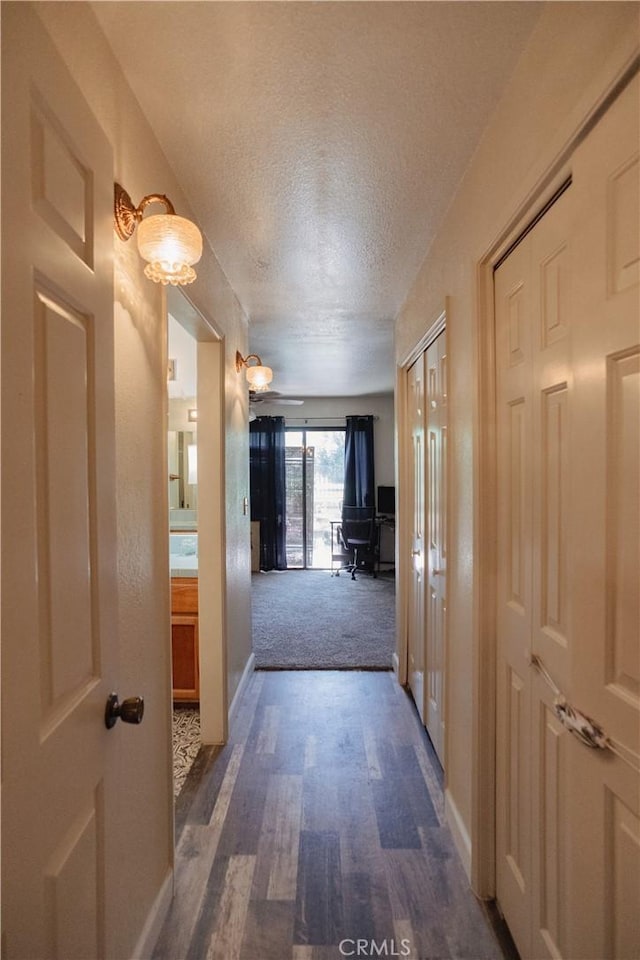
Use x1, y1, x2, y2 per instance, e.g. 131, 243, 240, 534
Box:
105, 693, 145, 729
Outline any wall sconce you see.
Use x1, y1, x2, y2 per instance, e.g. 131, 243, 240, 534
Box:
114, 183, 203, 286
235, 352, 273, 392
187, 408, 198, 422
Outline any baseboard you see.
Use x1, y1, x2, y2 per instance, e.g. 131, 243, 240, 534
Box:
228, 651, 255, 730
131, 867, 173, 959
445, 788, 472, 881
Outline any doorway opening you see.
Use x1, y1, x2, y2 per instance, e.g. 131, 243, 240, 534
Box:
285, 427, 345, 569
251, 410, 396, 669
168, 312, 200, 795
165, 287, 226, 803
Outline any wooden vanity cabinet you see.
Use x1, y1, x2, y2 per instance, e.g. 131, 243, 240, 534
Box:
171, 578, 199, 702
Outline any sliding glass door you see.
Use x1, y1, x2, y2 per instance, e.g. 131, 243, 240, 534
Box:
285, 428, 344, 568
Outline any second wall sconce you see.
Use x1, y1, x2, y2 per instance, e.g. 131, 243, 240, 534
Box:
235, 352, 273, 392
114, 183, 203, 286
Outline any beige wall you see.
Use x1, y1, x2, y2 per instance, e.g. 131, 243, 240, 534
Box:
223, 329, 253, 705
34, 2, 253, 954
395, 2, 639, 880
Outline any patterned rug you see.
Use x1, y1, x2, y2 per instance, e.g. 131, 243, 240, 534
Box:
252, 569, 395, 668
172, 706, 200, 797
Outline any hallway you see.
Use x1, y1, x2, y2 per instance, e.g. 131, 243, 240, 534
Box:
155, 671, 507, 960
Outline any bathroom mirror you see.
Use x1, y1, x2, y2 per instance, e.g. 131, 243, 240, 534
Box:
169, 428, 198, 529
168, 311, 198, 531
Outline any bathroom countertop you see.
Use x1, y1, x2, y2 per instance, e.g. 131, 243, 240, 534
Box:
170, 556, 198, 578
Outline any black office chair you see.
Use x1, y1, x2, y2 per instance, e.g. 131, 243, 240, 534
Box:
337, 506, 377, 580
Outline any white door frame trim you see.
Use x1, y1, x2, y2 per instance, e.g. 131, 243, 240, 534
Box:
165, 287, 228, 747
471, 50, 640, 899
394, 304, 447, 696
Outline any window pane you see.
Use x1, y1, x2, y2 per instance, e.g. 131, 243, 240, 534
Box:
285, 431, 304, 568
308, 430, 344, 568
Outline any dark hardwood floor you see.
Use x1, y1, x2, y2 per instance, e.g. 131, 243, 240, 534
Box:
155, 671, 509, 960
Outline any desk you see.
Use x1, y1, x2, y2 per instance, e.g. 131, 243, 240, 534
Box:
376, 516, 396, 572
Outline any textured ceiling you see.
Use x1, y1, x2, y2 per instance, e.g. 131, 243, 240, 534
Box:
93, 1, 541, 397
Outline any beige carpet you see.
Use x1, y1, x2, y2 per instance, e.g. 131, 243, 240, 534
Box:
251, 569, 395, 669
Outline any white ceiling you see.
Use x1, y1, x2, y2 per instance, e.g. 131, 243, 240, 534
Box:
93, 1, 542, 398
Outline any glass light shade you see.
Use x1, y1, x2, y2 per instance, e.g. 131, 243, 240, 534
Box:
245, 365, 273, 391
137, 214, 203, 286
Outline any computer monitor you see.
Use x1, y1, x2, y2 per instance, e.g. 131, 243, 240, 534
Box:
377, 485, 395, 516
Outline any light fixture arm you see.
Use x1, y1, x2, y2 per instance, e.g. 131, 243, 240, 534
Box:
114, 183, 176, 242
137, 193, 176, 216
235, 352, 265, 372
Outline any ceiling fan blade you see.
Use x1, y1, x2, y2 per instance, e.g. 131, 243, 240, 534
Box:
249, 390, 304, 405
249, 389, 278, 402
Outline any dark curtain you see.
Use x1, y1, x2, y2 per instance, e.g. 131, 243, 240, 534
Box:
344, 415, 375, 509
249, 416, 287, 570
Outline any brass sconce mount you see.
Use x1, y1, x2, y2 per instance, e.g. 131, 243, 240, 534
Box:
114, 183, 176, 242
235, 351, 265, 373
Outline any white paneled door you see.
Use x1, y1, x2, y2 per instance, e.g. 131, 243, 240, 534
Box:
406, 329, 448, 760
407, 353, 426, 721
2, 6, 118, 958
425, 331, 447, 764
495, 74, 639, 960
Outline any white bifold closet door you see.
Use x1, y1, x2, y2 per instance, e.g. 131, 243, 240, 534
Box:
406, 329, 448, 767
407, 352, 426, 722
495, 73, 639, 960
425, 331, 447, 765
